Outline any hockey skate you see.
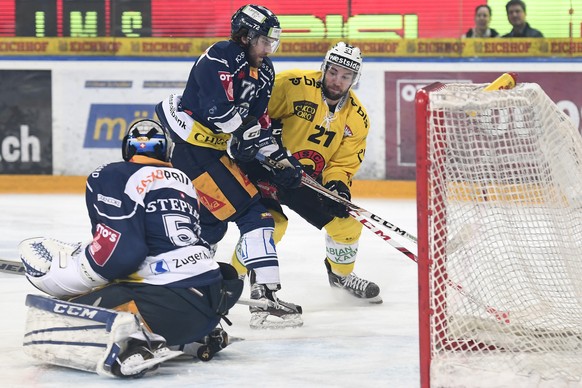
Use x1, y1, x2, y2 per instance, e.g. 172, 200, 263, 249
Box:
325, 259, 383, 304
172, 327, 244, 362
110, 334, 182, 378
248, 271, 303, 329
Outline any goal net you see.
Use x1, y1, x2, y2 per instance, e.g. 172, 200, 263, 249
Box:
415, 81, 582, 387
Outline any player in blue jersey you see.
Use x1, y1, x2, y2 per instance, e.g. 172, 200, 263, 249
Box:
18, 119, 243, 378
156, 4, 303, 329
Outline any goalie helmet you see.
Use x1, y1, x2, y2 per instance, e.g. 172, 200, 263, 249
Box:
231, 4, 281, 52
122, 119, 174, 162
322, 42, 363, 86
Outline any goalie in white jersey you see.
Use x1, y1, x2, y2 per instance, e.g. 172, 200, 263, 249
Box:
18, 119, 243, 378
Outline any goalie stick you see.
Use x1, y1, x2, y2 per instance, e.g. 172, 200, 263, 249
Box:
0, 258, 25, 275
256, 153, 418, 244
0, 258, 285, 311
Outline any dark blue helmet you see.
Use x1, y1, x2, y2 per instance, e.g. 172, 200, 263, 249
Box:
122, 119, 174, 162
231, 4, 281, 51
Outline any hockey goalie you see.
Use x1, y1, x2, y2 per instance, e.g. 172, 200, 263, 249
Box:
18, 119, 243, 378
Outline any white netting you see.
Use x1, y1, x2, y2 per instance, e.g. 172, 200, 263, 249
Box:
422, 83, 582, 386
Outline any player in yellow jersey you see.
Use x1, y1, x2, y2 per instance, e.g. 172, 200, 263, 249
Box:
235, 42, 381, 304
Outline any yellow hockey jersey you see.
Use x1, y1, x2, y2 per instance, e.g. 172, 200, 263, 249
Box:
268, 69, 369, 186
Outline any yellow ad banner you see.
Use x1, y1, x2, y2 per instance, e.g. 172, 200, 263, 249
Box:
1, 38, 582, 58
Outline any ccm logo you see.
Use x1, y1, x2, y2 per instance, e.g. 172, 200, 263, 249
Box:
53, 304, 99, 319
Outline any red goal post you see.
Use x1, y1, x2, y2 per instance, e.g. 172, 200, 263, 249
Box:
415, 77, 582, 387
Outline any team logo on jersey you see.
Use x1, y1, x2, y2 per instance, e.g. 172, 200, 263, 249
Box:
293, 100, 318, 122
88, 223, 121, 267
218, 71, 234, 101
150, 260, 170, 275
292, 149, 326, 178
344, 125, 353, 137
196, 190, 226, 212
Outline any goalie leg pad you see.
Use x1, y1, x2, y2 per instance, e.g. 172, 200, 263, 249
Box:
23, 294, 181, 378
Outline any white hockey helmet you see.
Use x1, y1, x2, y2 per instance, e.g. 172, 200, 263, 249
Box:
321, 42, 363, 86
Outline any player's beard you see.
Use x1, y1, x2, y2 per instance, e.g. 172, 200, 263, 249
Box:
322, 82, 348, 102
246, 45, 264, 68
250, 56, 263, 67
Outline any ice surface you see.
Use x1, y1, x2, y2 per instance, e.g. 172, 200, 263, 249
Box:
0, 194, 419, 387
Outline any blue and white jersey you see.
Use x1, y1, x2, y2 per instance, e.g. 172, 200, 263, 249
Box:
84, 155, 221, 287
174, 40, 275, 149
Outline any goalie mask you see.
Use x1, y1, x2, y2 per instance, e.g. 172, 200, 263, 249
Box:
322, 42, 363, 87
231, 4, 281, 53
122, 119, 174, 162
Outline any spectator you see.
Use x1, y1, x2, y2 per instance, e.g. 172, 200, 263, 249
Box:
502, 0, 543, 37
462, 5, 500, 38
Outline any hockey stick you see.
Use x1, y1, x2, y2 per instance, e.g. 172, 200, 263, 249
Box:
349, 212, 418, 262
447, 280, 510, 324
255, 155, 510, 321
341, 232, 508, 323
340, 203, 508, 322
0, 258, 299, 313
0, 258, 25, 275
256, 153, 418, 244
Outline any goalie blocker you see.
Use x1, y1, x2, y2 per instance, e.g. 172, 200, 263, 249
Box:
23, 294, 182, 378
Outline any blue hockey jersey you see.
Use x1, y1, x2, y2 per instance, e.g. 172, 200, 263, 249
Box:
174, 40, 275, 150
84, 155, 221, 287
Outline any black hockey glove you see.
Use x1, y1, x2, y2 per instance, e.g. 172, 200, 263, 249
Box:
268, 148, 303, 189
322, 180, 351, 218
227, 117, 262, 162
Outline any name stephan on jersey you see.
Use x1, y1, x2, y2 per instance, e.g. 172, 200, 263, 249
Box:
146, 198, 199, 219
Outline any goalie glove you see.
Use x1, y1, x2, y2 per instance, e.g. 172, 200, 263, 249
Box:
226, 116, 262, 162
266, 148, 303, 189
321, 180, 351, 218
19, 238, 107, 298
